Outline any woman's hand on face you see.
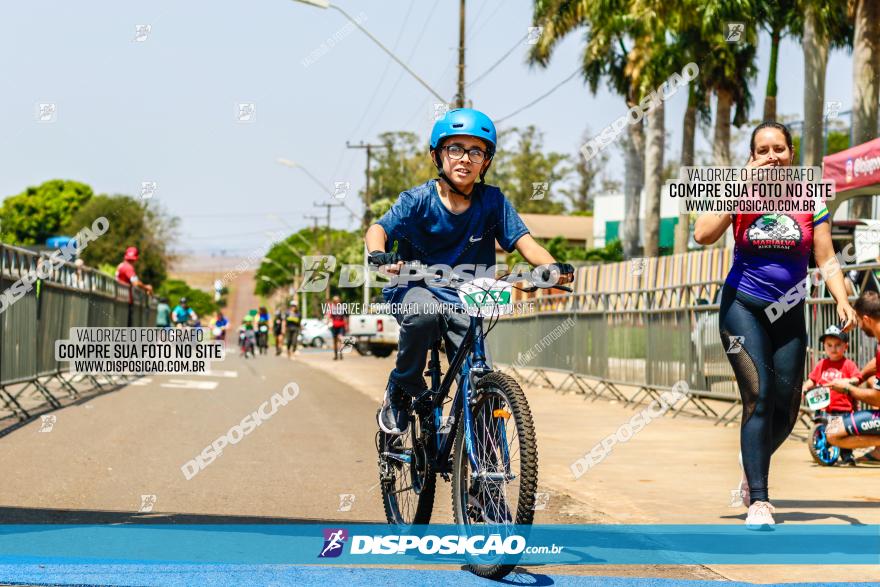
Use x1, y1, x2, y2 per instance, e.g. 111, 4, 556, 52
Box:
746, 154, 775, 169
837, 302, 858, 333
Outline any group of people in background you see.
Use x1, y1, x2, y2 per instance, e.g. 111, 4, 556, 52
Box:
239, 301, 302, 358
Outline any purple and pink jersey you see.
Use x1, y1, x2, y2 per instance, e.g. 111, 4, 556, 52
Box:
725, 207, 830, 302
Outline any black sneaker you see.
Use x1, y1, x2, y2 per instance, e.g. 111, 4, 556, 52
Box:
378, 381, 410, 435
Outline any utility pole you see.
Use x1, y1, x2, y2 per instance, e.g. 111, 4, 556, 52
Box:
313, 201, 344, 252
304, 214, 322, 239
456, 0, 466, 108
345, 141, 390, 229
347, 141, 391, 309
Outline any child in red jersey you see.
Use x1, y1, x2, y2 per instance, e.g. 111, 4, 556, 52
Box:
803, 324, 861, 465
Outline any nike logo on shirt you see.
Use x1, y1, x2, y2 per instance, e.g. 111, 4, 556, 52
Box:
469, 235, 483, 242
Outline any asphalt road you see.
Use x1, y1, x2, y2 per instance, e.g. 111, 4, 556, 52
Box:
0, 346, 727, 584
0, 345, 625, 525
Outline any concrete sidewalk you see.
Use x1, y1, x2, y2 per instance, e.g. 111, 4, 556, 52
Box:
298, 350, 880, 584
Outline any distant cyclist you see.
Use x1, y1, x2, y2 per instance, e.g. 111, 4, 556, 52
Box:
239, 314, 256, 357
172, 297, 197, 326
694, 121, 857, 527
365, 107, 573, 435
285, 300, 302, 358
255, 306, 271, 354
213, 311, 229, 341
273, 309, 284, 355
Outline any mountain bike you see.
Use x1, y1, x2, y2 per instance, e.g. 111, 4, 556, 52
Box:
376, 264, 570, 579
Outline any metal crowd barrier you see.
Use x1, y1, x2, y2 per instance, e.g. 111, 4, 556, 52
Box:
0, 243, 157, 422
489, 261, 880, 430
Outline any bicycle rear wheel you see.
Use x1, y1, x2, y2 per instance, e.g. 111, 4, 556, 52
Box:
378, 410, 436, 525
451, 372, 538, 579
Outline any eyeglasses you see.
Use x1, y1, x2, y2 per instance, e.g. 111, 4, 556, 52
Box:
440, 144, 488, 164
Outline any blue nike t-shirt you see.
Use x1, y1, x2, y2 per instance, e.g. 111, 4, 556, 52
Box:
377, 179, 529, 304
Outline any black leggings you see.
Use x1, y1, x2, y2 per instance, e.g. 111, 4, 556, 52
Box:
719, 284, 807, 504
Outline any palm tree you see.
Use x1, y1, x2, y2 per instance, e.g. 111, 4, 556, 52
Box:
756, 1, 798, 121
703, 29, 758, 168
662, 0, 713, 253
623, 6, 678, 258
530, 0, 646, 258
796, 0, 851, 168
849, 0, 880, 219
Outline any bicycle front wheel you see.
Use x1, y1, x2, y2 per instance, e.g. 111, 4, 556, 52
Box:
451, 372, 538, 579
809, 424, 840, 466
378, 410, 437, 525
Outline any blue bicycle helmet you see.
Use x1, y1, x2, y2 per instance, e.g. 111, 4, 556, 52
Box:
430, 108, 497, 195
430, 108, 497, 155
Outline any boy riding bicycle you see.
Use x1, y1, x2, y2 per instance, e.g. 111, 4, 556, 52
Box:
802, 324, 861, 465
364, 108, 573, 435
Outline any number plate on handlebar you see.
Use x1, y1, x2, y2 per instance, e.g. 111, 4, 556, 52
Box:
805, 387, 831, 411
458, 278, 513, 318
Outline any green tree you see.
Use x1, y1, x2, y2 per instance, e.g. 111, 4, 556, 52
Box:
370, 197, 395, 219
558, 128, 605, 213
255, 228, 365, 304
622, 0, 681, 258
491, 126, 569, 214
63, 195, 177, 287
0, 179, 93, 245
699, 2, 758, 169
530, 0, 645, 257
366, 127, 570, 217
792, 129, 851, 158
365, 131, 435, 222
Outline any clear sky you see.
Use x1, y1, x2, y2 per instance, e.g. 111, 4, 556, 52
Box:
0, 0, 858, 254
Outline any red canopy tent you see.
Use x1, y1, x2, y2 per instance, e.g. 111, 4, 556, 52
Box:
823, 137, 880, 202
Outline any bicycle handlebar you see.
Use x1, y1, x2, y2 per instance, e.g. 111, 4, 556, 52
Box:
395, 262, 573, 292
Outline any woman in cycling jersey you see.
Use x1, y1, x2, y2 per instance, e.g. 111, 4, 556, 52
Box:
694, 121, 857, 527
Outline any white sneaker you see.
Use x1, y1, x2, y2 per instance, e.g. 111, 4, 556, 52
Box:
745, 501, 776, 528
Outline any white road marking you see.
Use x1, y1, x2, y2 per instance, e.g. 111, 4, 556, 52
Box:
194, 369, 239, 378
128, 378, 154, 386
160, 380, 219, 390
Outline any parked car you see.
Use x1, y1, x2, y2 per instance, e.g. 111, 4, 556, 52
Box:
299, 319, 333, 348
347, 313, 399, 358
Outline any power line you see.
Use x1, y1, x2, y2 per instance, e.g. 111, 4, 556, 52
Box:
468, 0, 505, 41
343, 1, 416, 149
467, 34, 528, 88
495, 68, 581, 124
184, 211, 306, 219
330, 1, 422, 188
364, 0, 444, 138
